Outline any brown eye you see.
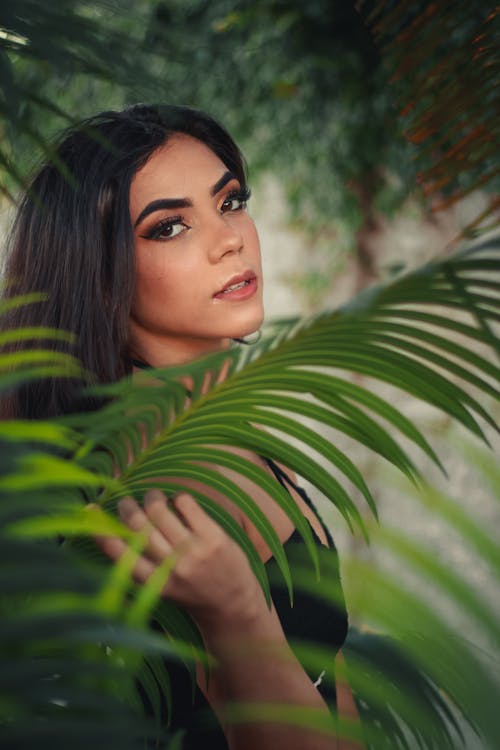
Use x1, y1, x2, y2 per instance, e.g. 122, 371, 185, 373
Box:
142, 218, 188, 241
220, 187, 251, 214
221, 196, 243, 212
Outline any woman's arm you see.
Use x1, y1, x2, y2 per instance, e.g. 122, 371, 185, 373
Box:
335, 651, 365, 750
95, 490, 338, 750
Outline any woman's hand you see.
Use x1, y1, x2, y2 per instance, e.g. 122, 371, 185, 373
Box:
95, 489, 339, 749
95, 489, 265, 633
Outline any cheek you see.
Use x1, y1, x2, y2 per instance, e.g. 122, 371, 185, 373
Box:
132, 247, 201, 319
132, 251, 175, 311
135, 244, 185, 289
244, 219, 261, 261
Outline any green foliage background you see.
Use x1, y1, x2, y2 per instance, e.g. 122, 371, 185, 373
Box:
0, 1, 499, 748
1, 0, 406, 242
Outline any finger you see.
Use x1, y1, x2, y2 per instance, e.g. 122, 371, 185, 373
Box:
143, 489, 192, 547
180, 374, 194, 392
201, 369, 213, 395
94, 533, 129, 562
117, 496, 144, 529
215, 357, 232, 385
171, 492, 220, 536
179, 375, 194, 407
118, 496, 173, 562
94, 534, 157, 584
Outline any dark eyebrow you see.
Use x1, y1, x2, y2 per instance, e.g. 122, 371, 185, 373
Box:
134, 198, 192, 229
210, 171, 237, 196
133, 171, 239, 229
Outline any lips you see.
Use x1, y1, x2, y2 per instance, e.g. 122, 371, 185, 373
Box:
214, 270, 256, 297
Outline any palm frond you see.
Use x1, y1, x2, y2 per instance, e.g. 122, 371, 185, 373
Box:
0, 496, 184, 749
71, 240, 499, 548
265, 443, 500, 748
342, 472, 500, 748
1, 238, 499, 746
0, 335, 183, 748
50, 239, 497, 735
0, 293, 84, 394
0, 1, 162, 195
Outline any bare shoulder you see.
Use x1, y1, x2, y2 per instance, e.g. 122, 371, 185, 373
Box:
171, 444, 328, 560
211, 446, 328, 553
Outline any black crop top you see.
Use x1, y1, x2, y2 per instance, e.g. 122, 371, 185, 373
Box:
158, 460, 349, 749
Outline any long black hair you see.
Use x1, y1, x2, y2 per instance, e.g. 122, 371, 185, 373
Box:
0, 104, 247, 419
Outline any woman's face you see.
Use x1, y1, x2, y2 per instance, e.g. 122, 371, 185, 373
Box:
128, 134, 264, 366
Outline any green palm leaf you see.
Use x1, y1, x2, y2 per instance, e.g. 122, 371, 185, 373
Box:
0, 1, 162, 193
2, 237, 499, 746
52, 240, 498, 736
0, 500, 185, 749
71, 241, 498, 547
274, 450, 500, 748
0, 327, 183, 748
343, 479, 500, 748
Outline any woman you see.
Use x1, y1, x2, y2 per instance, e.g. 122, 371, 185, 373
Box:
1, 104, 361, 749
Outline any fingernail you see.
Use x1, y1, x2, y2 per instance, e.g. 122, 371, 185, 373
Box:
117, 497, 136, 517
144, 488, 166, 505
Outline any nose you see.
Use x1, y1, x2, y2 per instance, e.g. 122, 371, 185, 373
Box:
207, 213, 243, 263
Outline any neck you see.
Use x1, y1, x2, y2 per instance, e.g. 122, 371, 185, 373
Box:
128, 329, 231, 369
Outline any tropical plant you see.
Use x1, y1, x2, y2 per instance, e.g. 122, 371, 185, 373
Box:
0, 0, 413, 229
2, 2, 497, 264
2, 237, 498, 747
292, 449, 500, 750
0, 0, 161, 198
1, 2, 500, 748
0, 306, 194, 748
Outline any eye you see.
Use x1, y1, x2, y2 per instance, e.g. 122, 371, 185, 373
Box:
141, 217, 188, 241
220, 187, 251, 214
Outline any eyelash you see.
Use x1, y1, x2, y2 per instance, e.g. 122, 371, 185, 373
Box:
221, 186, 251, 213
142, 216, 186, 242
141, 186, 252, 242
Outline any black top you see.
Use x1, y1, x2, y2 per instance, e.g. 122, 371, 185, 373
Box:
160, 460, 348, 749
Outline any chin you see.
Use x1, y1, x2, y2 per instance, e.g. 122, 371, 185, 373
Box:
232, 310, 265, 340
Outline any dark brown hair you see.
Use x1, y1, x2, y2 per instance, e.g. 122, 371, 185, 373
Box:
1, 104, 246, 419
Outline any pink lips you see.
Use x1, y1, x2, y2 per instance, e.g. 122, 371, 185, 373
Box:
213, 270, 258, 301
